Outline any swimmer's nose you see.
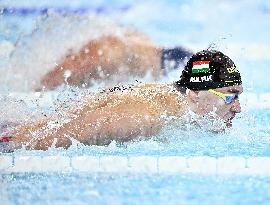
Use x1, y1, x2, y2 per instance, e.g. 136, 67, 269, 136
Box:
231, 99, 241, 113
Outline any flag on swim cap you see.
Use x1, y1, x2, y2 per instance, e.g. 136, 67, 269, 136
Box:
175, 50, 242, 90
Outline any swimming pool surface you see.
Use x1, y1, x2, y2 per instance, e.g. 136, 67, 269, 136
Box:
1, 0, 270, 205
2, 173, 270, 205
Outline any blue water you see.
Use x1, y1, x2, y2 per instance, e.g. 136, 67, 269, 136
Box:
1, 0, 270, 205
2, 173, 270, 205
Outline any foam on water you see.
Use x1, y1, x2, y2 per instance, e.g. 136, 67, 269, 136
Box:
0, 103, 267, 158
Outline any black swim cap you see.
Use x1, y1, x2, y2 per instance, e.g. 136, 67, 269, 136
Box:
175, 50, 242, 90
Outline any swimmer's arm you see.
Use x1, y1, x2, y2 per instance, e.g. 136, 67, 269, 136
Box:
10, 90, 169, 150
11, 120, 73, 151
36, 35, 161, 91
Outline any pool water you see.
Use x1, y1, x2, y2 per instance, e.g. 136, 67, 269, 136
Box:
2, 173, 270, 205
1, 0, 270, 205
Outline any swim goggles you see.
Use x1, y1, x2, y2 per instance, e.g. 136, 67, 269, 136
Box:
208, 89, 239, 104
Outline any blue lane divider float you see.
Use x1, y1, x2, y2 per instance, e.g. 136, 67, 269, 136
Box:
0, 5, 130, 16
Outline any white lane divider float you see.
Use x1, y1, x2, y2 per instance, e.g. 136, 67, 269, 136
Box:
1, 156, 270, 175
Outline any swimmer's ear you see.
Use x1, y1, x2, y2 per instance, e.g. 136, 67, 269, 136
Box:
187, 90, 199, 103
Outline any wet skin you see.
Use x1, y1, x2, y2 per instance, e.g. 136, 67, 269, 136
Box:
10, 84, 243, 151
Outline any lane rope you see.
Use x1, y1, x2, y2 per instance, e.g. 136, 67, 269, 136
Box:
1, 156, 270, 175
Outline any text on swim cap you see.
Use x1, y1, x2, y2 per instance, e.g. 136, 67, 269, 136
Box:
190, 75, 213, 83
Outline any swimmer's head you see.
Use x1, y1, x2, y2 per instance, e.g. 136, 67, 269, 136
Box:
175, 50, 243, 128
175, 50, 242, 90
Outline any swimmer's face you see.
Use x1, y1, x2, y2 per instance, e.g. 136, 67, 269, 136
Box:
187, 85, 243, 127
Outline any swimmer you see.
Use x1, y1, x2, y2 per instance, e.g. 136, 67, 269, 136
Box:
1, 50, 242, 152
35, 31, 192, 91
